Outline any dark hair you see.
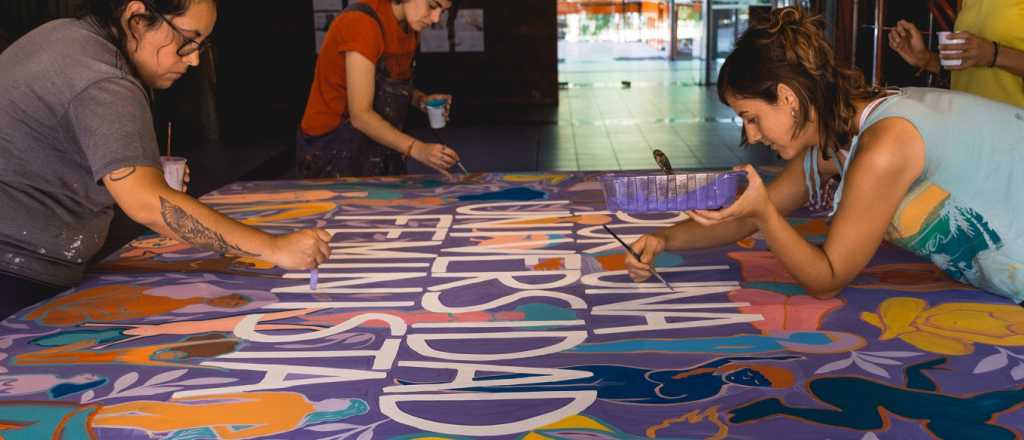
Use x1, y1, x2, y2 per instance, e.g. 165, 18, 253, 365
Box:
717, 7, 880, 159
391, 0, 461, 20
0, 28, 11, 54
82, 0, 213, 56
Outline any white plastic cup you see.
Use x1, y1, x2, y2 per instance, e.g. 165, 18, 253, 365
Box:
426, 98, 447, 129
937, 31, 965, 67
160, 156, 187, 191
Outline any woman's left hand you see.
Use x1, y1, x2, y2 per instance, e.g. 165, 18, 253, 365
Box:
688, 164, 772, 227
940, 32, 997, 70
420, 93, 453, 120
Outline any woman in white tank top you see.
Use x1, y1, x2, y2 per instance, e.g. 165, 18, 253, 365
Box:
623, 7, 1024, 304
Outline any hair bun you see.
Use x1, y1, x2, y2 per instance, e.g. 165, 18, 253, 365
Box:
768, 7, 809, 33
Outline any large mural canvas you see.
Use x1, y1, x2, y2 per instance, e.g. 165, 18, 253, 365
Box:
2, 172, 1023, 439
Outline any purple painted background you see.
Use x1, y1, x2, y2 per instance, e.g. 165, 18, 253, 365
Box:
1, 172, 1022, 440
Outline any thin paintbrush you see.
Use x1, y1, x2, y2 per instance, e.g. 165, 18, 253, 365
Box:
602, 224, 673, 290
430, 128, 469, 175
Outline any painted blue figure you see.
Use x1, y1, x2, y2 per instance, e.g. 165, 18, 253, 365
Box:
456, 187, 547, 202
401, 356, 799, 405
569, 331, 863, 355
730, 358, 1024, 439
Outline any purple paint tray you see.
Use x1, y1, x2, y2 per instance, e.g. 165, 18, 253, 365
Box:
600, 171, 745, 213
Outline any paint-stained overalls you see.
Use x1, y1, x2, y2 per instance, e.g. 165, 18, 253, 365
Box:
296, 2, 413, 178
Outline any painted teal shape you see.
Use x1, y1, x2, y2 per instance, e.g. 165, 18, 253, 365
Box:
516, 303, 577, 321
654, 253, 685, 267
589, 249, 685, 267
301, 398, 369, 425
730, 358, 1024, 439
33, 329, 127, 347
0, 403, 96, 440
457, 187, 547, 202
569, 332, 832, 354
353, 189, 403, 200
164, 427, 218, 440
744, 282, 808, 296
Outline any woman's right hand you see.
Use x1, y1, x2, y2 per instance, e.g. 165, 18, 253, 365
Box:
888, 20, 931, 68
411, 141, 460, 179
268, 229, 332, 270
625, 233, 667, 282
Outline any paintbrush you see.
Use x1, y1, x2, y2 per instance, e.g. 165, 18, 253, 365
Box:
602, 224, 672, 290
431, 128, 469, 176
653, 149, 673, 175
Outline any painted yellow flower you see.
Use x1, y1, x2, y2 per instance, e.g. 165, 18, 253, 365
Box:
861, 297, 1024, 355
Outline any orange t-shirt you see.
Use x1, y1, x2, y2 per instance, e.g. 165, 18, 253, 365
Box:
300, 0, 419, 136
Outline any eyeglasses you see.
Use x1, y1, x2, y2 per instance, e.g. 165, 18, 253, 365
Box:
147, 6, 212, 57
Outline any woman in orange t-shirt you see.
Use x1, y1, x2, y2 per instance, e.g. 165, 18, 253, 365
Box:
298, 0, 461, 178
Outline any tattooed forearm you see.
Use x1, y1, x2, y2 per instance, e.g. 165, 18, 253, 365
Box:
108, 167, 137, 181
159, 196, 259, 257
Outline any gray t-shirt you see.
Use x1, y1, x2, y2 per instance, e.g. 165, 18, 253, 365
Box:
0, 18, 161, 287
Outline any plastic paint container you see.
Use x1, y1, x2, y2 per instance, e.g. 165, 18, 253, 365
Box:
600, 170, 746, 213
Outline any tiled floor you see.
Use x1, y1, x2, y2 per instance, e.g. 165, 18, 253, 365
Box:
408, 59, 782, 174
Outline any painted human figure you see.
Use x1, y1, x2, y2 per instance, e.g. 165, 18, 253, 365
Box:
730, 358, 1024, 439
402, 355, 799, 405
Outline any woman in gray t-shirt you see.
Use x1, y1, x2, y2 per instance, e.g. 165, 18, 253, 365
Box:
0, 0, 331, 318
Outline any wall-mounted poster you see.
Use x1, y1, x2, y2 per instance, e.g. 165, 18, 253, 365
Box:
419, 9, 485, 53
313, 0, 346, 53
453, 9, 484, 52
419, 11, 451, 53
